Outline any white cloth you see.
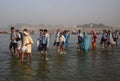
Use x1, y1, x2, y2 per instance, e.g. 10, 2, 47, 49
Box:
78, 33, 83, 38
59, 35, 66, 43
22, 46, 27, 52
17, 41, 22, 50
37, 40, 39, 47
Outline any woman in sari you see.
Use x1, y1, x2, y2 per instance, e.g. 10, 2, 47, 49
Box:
82, 32, 90, 52
92, 31, 97, 49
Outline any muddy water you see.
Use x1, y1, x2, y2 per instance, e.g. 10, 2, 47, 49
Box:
0, 34, 120, 81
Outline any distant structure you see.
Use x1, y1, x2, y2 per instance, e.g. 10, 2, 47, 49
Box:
0, 29, 8, 34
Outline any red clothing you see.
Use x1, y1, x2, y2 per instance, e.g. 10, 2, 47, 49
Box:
92, 35, 97, 42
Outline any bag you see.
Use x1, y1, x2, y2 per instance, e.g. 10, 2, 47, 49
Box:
37, 40, 39, 47
22, 46, 27, 52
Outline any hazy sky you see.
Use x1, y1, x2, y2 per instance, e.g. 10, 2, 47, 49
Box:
0, 0, 120, 27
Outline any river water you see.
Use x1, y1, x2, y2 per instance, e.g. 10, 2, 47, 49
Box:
0, 34, 120, 81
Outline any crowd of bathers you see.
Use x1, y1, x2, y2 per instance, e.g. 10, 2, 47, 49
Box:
9, 27, 120, 61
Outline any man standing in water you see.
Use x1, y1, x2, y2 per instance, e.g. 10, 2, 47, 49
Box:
54, 29, 61, 53
37, 29, 43, 51
40, 29, 49, 61
21, 29, 33, 61
9, 27, 17, 56
100, 30, 107, 48
15, 30, 22, 58
77, 30, 83, 51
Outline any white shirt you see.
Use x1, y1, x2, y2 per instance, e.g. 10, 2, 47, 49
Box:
78, 32, 83, 38
55, 32, 60, 42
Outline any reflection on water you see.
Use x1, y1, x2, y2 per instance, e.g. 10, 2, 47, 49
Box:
7, 57, 33, 81
0, 34, 120, 81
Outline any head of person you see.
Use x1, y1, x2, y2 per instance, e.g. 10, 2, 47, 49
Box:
44, 29, 48, 34
108, 30, 111, 34
60, 32, 63, 37
16, 30, 19, 33
115, 30, 118, 33
23, 29, 29, 36
39, 29, 43, 34
78, 30, 81, 33
64, 30, 67, 34
56, 29, 60, 32
83, 32, 89, 39
11, 27, 15, 33
103, 30, 106, 33
67, 30, 69, 33
92, 31, 96, 35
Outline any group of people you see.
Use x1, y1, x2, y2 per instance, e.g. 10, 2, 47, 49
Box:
100, 30, 119, 48
37, 29, 71, 60
9, 27, 33, 61
9, 27, 120, 61
52, 29, 70, 54
37, 29, 50, 60
77, 29, 120, 52
77, 30, 91, 52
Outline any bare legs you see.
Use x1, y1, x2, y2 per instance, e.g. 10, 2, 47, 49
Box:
22, 52, 32, 61
41, 51, 48, 61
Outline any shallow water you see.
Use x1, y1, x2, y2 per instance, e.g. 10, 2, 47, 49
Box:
0, 34, 120, 81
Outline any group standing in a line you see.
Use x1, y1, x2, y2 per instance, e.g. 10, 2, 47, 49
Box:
9, 27, 120, 61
